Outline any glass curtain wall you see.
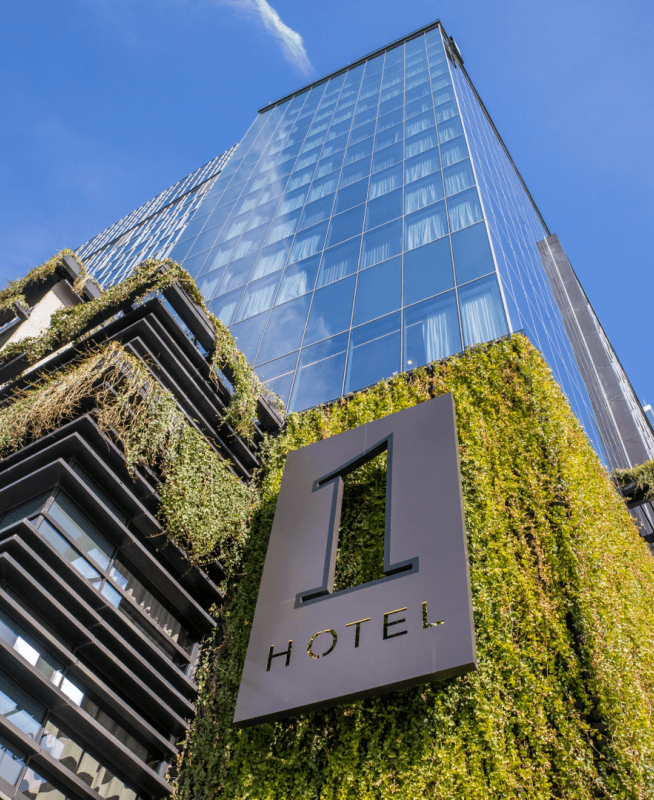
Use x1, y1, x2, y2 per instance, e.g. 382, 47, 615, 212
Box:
170, 28, 509, 412
446, 45, 603, 452
78, 149, 235, 289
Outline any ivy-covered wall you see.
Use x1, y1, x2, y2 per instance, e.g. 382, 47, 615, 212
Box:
175, 335, 654, 800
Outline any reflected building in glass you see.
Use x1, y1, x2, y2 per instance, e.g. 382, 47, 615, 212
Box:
79, 20, 654, 473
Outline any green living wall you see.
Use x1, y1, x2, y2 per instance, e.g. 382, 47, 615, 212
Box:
175, 334, 654, 800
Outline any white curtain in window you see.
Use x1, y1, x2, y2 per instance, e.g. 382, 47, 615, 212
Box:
424, 301, 458, 362
405, 151, 439, 183
278, 190, 308, 215
236, 278, 277, 321
208, 239, 236, 270
447, 189, 483, 232
267, 214, 299, 245
308, 175, 338, 201
290, 227, 325, 264
406, 113, 434, 138
405, 177, 442, 213
277, 270, 310, 304
405, 204, 447, 250
440, 136, 468, 167
361, 228, 398, 268
319, 251, 356, 286
460, 278, 506, 347
373, 150, 399, 173
405, 130, 437, 159
444, 160, 474, 196
253, 242, 290, 279
369, 169, 400, 199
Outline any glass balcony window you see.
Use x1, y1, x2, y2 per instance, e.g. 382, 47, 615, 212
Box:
276, 186, 309, 216
403, 291, 460, 369
352, 257, 401, 326
447, 187, 484, 232
349, 120, 376, 145
444, 159, 475, 197
438, 115, 464, 144
318, 237, 361, 287
344, 136, 374, 165
403, 237, 454, 307
231, 312, 269, 362
287, 222, 327, 265
405, 109, 435, 138
374, 124, 403, 153
376, 107, 403, 134
372, 142, 403, 174
252, 237, 293, 279
322, 133, 349, 158
379, 94, 404, 116
326, 205, 366, 248
316, 151, 345, 179
209, 286, 244, 325
405, 202, 448, 250
304, 277, 356, 346
368, 163, 402, 199
452, 222, 496, 284
340, 156, 371, 188
365, 189, 403, 231
405, 127, 438, 159
334, 179, 369, 214
440, 135, 469, 167
459, 275, 508, 347
405, 95, 433, 120
405, 172, 444, 213
275, 256, 321, 305
299, 194, 335, 230
256, 294, 312, 364
290, 333, 349, 412
361, 218, 402, 268
305, 173, 337, 203
265, 210, 301, 246
352, 107, 377, 129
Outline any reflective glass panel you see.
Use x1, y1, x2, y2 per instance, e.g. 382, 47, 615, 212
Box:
352, 257, 401, 326
303, 276, 356, 345
404, 291, 461, 369
403, 237, 454, 306
290, 334, 348, 411
345, 313, 401, 394
257, 294, 312, 364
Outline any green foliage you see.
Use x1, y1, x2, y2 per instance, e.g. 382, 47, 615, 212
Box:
613, 460, 654, 505
0, 341, 254, 570
0, 249, 82, 314
0, 256, 273, 441
175, 335, 654, 799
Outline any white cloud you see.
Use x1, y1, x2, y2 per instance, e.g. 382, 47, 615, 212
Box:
219, 0, 311, 74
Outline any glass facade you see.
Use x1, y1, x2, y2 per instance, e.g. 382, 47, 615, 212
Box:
76, 21, 617, 454
447, 53, 603, 451
168, 29, 511, 412
77, 148, 236, 288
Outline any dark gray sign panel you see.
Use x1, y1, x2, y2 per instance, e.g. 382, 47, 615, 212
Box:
234, 394, 476, 727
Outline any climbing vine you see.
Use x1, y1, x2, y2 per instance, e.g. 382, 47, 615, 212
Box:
0, 255, 274, 440
174, 335, 654, 799
613, 460, 654, 506
0, 340, 254, 571
0, 249, 84, 315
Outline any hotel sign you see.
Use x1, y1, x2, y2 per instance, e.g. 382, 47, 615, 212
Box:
233, 393, 476, 727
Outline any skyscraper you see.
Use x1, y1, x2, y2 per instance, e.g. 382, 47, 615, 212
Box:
78, 20, 653, 474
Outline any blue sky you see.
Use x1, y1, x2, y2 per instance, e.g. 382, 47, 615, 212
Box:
1, 0, 653, 409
